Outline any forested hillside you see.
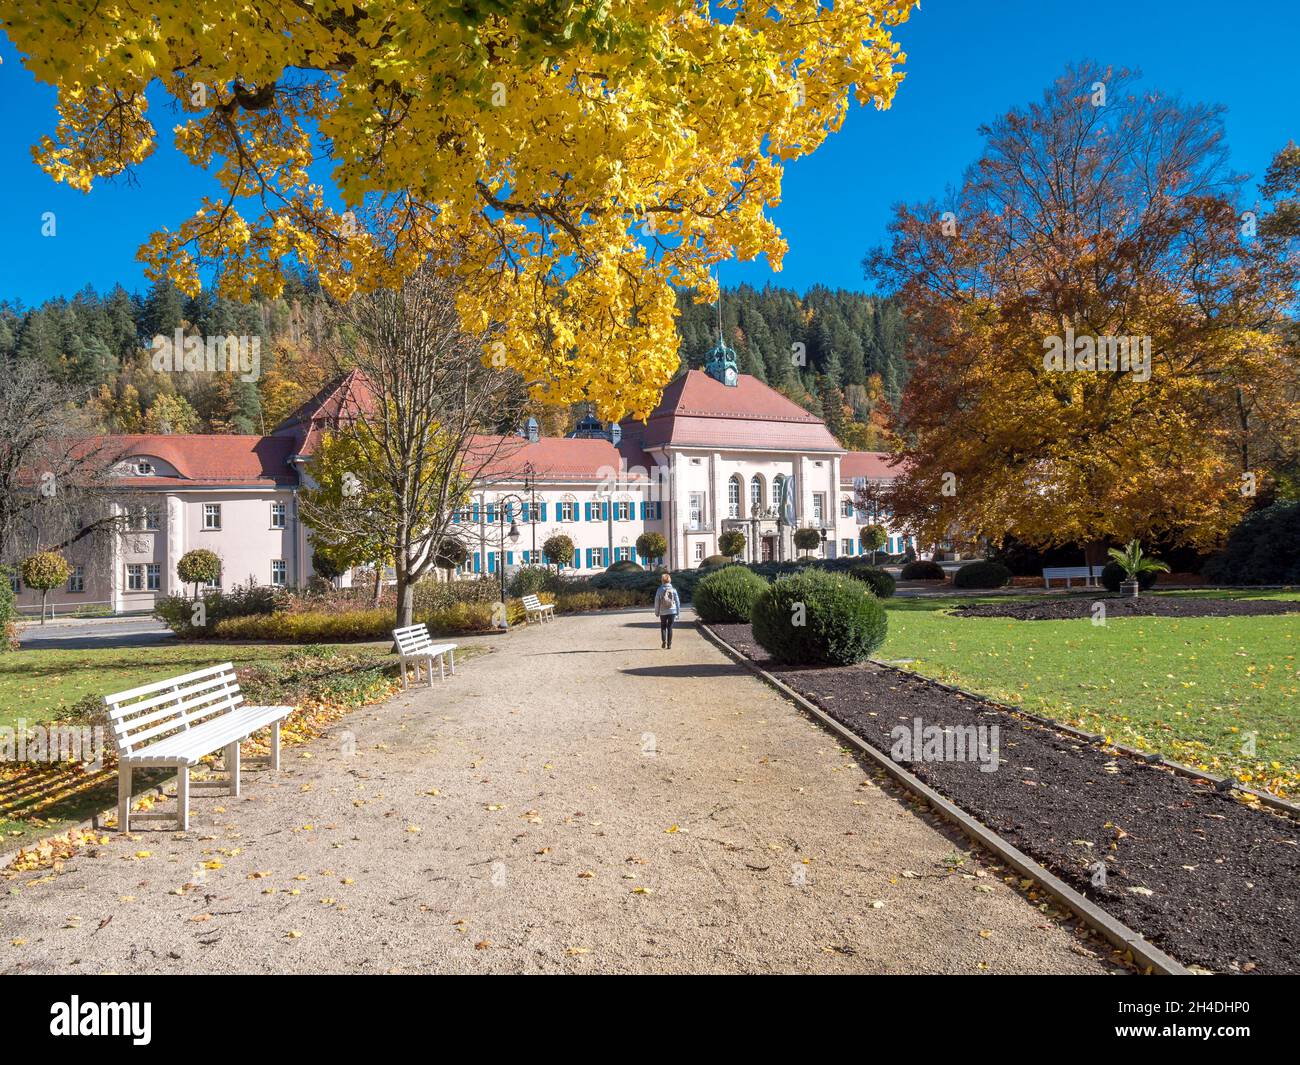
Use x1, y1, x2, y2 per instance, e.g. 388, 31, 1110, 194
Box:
0, 279, 907, 449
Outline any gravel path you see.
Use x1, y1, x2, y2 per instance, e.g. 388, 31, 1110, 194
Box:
0, 613, 1111, 974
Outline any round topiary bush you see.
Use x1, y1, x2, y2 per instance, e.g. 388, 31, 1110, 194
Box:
693, 565, 769, 623
1100, 561, 1159, 592
751, 569, 888, 666
177, 548, 222, 594
699, 554, 731, 569
952, 560, 1012, 589
606, 559, 644, 573
900, 559, 946, 581
849, 564, 896, 598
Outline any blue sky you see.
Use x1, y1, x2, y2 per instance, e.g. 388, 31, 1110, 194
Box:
1, 0, 1296, 306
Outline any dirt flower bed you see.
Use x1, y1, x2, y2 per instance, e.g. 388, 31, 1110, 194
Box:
709, 622, 1300, 975
952, 596, 1300, 621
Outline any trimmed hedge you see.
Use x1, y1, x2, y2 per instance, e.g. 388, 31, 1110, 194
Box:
751, 569, 888, 666
952, 561, 1012, 589
699, 554, 732, 569
849, 564, 896, 598
1201, 501, 1300, 585
605, 559, 644, 574
1100, 561, 1159, 592
693, 565, 769, 623
900, 559, 946, 581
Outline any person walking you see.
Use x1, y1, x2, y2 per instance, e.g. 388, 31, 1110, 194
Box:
653, 572, 680, 649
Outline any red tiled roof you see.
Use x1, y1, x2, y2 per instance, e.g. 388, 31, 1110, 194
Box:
471, 435, 650, 482
640, 370, 842, 452
840, 451, 906, 481
111, 435, 298, 485
273, 368, 375, 456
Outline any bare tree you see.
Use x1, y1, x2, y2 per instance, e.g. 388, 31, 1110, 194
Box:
300, 265, 530, 628
0, 357, 132, 569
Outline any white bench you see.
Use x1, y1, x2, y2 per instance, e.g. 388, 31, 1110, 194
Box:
521, 593, 555, 624
104, 663, 294, 832
393, 623, 457, 688
1042, 565, 1102, 589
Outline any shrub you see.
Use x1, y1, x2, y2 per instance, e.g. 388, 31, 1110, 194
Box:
542, 534, 575, 568
792, 527, 823, 554
693, 565, 769, 623
1201, 502, 1300, 585
1100, 561, 1160, 592
849, 564, 896, 598
718, 529, 747, 558
554, 588, 643, 613
507, 565, 560, 597
606, 559, 644, 573
0, 564, 16, 650
636, 532, 667, 565
952, 561, 1012, 589
699, 554, 732, 569
751, 569, 888, 666
858, 524, 887, 554
177, 549, 222, 594
20, 551, 72, 622
900, 559, 946, 581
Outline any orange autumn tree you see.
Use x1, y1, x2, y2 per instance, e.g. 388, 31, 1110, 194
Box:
1, 0, 918, 421
866, 63, 1300, 558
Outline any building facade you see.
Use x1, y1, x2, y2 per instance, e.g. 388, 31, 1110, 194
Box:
11, 352, 910, 615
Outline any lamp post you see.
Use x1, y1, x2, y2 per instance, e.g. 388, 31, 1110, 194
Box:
495, 492, 527, 629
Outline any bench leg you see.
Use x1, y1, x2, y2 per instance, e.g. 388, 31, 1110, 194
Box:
117, 764, 132, 833
438, 654, 446, 681
270, 720, 281, 771
400, 658, 409, 689
448, 648, 455, 676
226, 742, 241, 797
176, 766, 190, 831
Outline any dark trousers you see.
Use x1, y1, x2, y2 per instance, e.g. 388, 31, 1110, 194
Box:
659, 614, 675, 647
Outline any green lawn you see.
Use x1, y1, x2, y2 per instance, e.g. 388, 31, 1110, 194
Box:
0, 640, 396, 730
879, 592, 1300, 796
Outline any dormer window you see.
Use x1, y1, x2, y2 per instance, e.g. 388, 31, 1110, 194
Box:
136, 460, 154, 476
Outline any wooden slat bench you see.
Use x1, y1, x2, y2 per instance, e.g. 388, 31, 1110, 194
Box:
521, 594, 555, 624
1042, 565, 1103, 589
104, 663, 295, 832
393, 624, 457, 688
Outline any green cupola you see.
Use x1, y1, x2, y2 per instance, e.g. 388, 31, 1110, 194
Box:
704, 334, 738, 387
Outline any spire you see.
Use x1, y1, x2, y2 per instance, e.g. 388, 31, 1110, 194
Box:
704, 274, 738, 386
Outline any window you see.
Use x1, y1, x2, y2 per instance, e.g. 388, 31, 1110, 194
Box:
688, 492, 704, 528
727, 476, 741, 518
126, 564, 144, 592
8, 573, 19, 594
750, 475, 762, 513
130, 505, 160, 531
615, 500, 631, 521
841, 497, 854, 518
841, 538, 853, 557
813, 493, 825, 522
203, 503, 222, 530
146, 564, 161, 591
559, 500, 576, 522
204, 572, 221, 590
270, 501, 286, 529
693, 541, 705, 561
773, 474, 786, 505
136, 460, 154, 476
616, 546, 632, 562
68, 566, 85, 593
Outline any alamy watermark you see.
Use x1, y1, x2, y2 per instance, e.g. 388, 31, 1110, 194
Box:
1, 720, 106, 769
890, 717, 1000, 773
151, 329, 261, 382
1043, 327, 1150, 383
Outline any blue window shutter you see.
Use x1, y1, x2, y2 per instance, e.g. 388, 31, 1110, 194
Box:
601, 501, 609, 520
451, 511, 459, 524
472, 503, 480, 522
540, 502, 548, 521
473, 553, 480, 573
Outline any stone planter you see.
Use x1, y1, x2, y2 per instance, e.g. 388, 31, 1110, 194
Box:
1120, 578, 1140, 598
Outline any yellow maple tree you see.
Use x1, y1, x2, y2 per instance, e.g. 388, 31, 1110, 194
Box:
1, 0, 917, 419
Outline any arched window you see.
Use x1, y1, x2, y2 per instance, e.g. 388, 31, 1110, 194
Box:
750, 475, 763, 514
728, 475, 742, 518
772, 474, 786, 508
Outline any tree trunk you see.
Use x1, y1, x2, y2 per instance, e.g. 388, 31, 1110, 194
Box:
395, 575, 415, 630
371, 566, 383, 605
40, 591, 48, 624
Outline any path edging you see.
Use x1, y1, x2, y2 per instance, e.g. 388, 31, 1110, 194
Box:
695, 621, 1192, 976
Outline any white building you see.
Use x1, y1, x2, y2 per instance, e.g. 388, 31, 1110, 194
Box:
10, 349, 910, 614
